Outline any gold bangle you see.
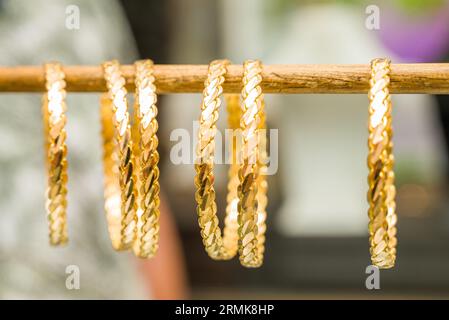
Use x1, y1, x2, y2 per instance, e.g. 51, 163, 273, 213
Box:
101, 60, 137, 251
238, 59, 268, 268
131, 60, 161, 258
367, 58, 397, 269
194, 59, 240, 260
223, 94, 242, 258
43, 62, 69, 246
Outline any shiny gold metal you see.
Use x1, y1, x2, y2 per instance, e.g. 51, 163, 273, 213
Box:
101, 60, 137, 251
237, 60, 268, 268
367, 58, 397, 269
131, 60, 161, 258
42, 62, 69, 245
194, 59, 240, 260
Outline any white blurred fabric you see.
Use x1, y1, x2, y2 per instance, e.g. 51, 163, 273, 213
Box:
0, 0, 148, 298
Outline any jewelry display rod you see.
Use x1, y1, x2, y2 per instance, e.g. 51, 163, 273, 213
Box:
0, 64, 448, 93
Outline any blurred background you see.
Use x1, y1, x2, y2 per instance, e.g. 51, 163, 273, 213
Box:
1, 0, 449, 299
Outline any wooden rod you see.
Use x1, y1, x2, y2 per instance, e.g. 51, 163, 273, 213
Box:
0, 64, 448, 94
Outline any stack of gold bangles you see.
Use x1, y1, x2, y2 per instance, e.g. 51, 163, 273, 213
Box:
41, 58, 397, 269
194, 59, 268, 267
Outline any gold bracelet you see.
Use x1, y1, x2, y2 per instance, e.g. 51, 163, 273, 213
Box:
131, 60, 161, 258
101, 60, 137, 251
367, 58, 397, 269
42, 62, 69, 245
238, 59, 268, 268
223, 94, 242, 258
194, 59, 240, 260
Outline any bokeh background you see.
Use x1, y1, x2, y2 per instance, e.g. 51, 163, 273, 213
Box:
1, 0, 449, 299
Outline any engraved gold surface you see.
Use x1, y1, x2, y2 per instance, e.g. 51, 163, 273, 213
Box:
194, 60, 240, 260
132, 60, 161, 258
101, 60, 137, 251
43, 62, 69, 245
237, 60, 268, 268
367, 58, 397, 269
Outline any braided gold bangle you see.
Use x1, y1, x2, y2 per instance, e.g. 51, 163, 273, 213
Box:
238, 60, 268, 268
367, 58, 397, 269
131, 60, 161, 258
223, 94, 242, 258
194, 59, 240, 260
101, 60, 137, 251
42, 62, 69, 246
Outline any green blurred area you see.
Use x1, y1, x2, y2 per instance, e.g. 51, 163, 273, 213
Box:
266, 0, 446, 17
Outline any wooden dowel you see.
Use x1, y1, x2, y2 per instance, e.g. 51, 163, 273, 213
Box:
0, 64, 448, 94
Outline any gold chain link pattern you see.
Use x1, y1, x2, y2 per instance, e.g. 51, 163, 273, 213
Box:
43, 62, 69, 245
101, 60, 137, 251
132, 60, 161, 258
367, 58, 397, 269
256, 98, 268, 259
223, 94, 242, 258
238, 60, 268, 268
194, 59, 240, 260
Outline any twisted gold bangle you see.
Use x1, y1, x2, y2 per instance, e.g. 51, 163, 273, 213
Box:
194, 59, 240, 260
43, 62, 69, 246
101, 60, 137, 251
223, 94, 242, 258
367, 58, 397, 269
238, 60, 268, 268
131, 60, 161, 258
